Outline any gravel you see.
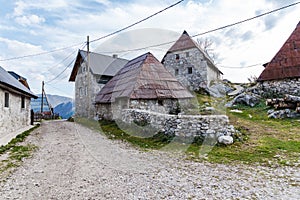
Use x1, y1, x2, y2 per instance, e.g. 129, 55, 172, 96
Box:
0, 120, 299, 199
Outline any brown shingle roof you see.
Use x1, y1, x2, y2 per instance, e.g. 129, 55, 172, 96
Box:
95, 52, 194, 103
258, 21, 300, 81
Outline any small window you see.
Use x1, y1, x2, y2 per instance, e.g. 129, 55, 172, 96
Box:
186, 52, 190, 57
21, 96, 25, 109
188, 67, 193, 74
175, 54, 179, 60
79, 87, 83, 97
4, 92, 9, 107
293, 41, 297, 49
175, 69, 179, 76
85, 86, 88, 96
158, 99, 163, 106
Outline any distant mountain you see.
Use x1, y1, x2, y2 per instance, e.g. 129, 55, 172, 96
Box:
54, 101, 74, 119
31, 94, 74, 119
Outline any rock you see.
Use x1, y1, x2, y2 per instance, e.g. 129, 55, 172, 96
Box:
218, 135, 233, 145
267, 109, 300, 119
228, 85, 244, 96
226, 92, 260, 108
209, 81, 234, 98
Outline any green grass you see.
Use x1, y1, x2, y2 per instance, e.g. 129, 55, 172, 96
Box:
205, 102, 300, 166
0, 125, 39, 175
76, 98, 300, 166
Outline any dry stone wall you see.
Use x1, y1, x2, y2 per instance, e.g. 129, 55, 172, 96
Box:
259, 78, 300, 97
121, 109, 235, 139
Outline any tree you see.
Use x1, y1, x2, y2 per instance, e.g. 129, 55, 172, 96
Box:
197, 38, 219, 64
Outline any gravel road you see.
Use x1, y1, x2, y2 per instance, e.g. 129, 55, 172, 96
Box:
0, 120, 299, 199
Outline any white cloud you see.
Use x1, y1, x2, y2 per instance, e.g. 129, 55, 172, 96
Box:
0, 0, 299, 95
15, 14, 45, 26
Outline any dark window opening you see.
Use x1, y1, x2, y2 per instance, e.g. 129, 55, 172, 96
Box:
158, 99, 163, 106
188, 67, 193, 74
186, 52, 190, 57
293, 41, 297, 49
175, 69, 179, 76
21, 96, 25, 109
98, 75, 112, 84
4, 92, 9, 108
175, 54, 179, 60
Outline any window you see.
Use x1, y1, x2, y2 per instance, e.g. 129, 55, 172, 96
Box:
85, 86, 88, 96
188, 67, 193, 74
175, 69, 179, 76
21, 96, 25, 109
158, 99, 163, 106
79, 87, 83, 96
175, 54, 180, 60
4, 92, 9, 107
186, 52, 190, 57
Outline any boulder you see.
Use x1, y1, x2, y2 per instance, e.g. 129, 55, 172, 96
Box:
209, 81, 234, 98
226, 92, 260, 107
218, 135, 233, 145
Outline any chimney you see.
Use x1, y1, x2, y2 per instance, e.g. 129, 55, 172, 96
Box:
112, 54, 118, 58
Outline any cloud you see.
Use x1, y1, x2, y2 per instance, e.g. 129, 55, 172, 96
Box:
15, 14, 45, 26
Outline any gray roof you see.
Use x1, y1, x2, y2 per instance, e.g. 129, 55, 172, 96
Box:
0, 66, 37, 98
69, 50, 128, 81
95, 52, 194, 103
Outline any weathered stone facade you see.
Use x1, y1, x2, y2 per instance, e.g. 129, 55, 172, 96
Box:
259, 78, 300, 97
96, 98, 190, 121
121, 109, 235, 139
74, 63, 106, 118
0, 90, 31, 138
163, 47, 220, 91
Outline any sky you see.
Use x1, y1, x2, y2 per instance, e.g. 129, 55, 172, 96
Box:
0, 0, 299, 98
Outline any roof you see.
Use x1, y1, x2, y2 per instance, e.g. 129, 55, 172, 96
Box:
95, 52, 194, 103
258, 21, 300, 81
8, 71, 30, 89
69, 50, 128, 82
0, 66, 37, 98
162, 30, 223, 74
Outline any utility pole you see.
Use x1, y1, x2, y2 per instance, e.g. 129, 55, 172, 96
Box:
41, 81, 44, 113
87, 35, 91, 118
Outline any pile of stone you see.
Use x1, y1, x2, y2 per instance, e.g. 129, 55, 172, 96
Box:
266, 94, 300, 119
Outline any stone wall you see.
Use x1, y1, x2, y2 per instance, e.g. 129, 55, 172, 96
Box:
74, 63, 105, 118
163, 47, 220, 91
121, 109, 235, 139
0, 89, 31, 138
96, 98, 191, 121
259, 78, 300, 97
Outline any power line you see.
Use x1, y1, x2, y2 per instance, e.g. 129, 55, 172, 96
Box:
220, 63, 264, 69
98, 1, 300, 55
45, 57, 76, 84
0, 0, 184, 62
89, 0, 185, 43
192, 1, 300, 38
0, 42, 84, 62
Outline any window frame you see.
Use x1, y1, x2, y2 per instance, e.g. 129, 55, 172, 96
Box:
4, 92, 9, 108
21, 96, 25, 109
188, 67, 193, 74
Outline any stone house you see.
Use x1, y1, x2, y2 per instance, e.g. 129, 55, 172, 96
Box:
69, 50, 128, 118
0, 66, 37, 137
258, 21, 300, 96
95, 52, 194, 120
162, 31, 222, 92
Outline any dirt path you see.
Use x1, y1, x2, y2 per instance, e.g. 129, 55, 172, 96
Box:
0, 120, 299, 199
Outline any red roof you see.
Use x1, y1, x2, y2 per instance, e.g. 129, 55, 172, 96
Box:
258, 21, 300, 81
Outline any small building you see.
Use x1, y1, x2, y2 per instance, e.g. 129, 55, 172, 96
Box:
0, 66, 37, 137
258, 21, 300, 96
162, 31, 222, 92
95, 52, 194, 120
69, 50, 128, 118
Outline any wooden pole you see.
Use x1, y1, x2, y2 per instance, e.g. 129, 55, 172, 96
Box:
41, 81, 44, 113
87, 35, 91, 118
